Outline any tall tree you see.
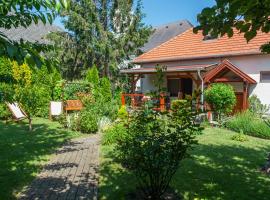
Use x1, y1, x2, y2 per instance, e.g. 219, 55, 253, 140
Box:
0, 0, 69, 65
194, 0, 270, 53
49, 0, 151, 79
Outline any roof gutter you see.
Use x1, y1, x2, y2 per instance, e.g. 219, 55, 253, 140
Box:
132, 51, 261, 64
197, 69, 204, 112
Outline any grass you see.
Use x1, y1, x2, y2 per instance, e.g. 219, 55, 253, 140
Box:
0, 118, 83, 200
99, 127, 270, 200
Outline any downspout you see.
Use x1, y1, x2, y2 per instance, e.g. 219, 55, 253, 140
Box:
197, 69, 204, 112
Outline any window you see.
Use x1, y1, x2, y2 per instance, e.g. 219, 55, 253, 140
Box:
203, 34, 218, 41
260, 71, 270, 82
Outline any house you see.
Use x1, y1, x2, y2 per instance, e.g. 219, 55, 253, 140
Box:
130, 20, 193, 91
121, 27, 270, 111
0, 21, 61, 44
141, 20, 193, 53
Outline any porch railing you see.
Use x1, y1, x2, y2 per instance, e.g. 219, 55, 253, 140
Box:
121, 93, 166, 111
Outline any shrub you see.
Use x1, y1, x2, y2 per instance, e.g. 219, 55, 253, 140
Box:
0, 103, 11, 120
86, 65, 99, 86
98, 117, 112, 133
231, 133, 249, 142
33, 86, 51, 117
12, 62, 32, 87
79, 109, 98, 133
68, 113, 80, 130
171, 99, 189, 111
117, 105, 128, 120
0, 56, 14, 83
86, 66, 99, 99
100, 77, 112, 102
63, 81, 90, 100
33, 65, 61, 99
225, 111, 270, 139
15, 85, 49, 131
249, 95, 270, 117
102, 123, 127, 145
205, 83, 236, 118
53, 80, 65, 101
116, 105, 202, 199
84, 98, 119, 121
0, 83, 14, 102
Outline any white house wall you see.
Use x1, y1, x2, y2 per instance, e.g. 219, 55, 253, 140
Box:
139, 54, 270, 106
229, 54, 270, 105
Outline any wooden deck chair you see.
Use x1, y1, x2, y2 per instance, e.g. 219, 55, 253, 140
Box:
49, 101, 63, 120
6, 102, 27, 121
65, 100, 83, 114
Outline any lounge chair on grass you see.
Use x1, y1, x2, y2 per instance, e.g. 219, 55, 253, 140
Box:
6, 102, 27, 121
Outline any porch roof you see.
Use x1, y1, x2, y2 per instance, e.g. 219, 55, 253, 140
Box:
204, 59, 257, 84
120, 63, 217, 74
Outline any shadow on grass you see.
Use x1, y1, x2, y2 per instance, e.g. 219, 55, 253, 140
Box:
99, 139, 270, 200
0, 118, 80, 200
173, 143, 270, 200
99, 145, 136, 200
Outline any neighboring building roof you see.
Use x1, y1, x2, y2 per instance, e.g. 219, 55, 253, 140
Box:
134, 28, 270, 64
120, 63, 217, 74
0, 22, 62, 44
141, 20, 193, 52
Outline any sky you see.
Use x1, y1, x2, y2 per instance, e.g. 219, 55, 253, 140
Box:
54, 0, 216, 28
141, 0, 215, 26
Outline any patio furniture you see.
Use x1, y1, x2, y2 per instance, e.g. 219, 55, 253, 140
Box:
6, 102, 27, 121
65, 100, 83, 114
49, 101, 63, 119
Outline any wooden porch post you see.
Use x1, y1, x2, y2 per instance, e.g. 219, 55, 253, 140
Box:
121, 94, 126, 106
160, 94, 165, 111
131, 74, 136, 93
243, 82, 248, 110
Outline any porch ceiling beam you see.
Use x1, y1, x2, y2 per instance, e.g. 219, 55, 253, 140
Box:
213, 77, 243, 82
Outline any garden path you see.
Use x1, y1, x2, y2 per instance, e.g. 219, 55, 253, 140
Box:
20, 134, 100, 200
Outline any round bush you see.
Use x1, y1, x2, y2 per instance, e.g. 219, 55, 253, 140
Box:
79, 110, 98, 133
205, 83, 236, 115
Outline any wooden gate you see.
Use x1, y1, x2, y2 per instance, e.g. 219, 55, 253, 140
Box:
234, 92, 244, 113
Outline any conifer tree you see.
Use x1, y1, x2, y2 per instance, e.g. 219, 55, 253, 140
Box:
49, 0, 151, 79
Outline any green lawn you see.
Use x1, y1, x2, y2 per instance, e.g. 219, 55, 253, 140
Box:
0, 118, 83, 200
99, 128, 270, 200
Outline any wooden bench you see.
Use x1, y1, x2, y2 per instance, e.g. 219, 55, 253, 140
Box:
65, 100, 83, 112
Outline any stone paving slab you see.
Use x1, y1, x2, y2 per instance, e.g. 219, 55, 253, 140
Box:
19, 135, 100, 200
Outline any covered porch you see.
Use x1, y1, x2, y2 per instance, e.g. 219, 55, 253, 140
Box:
120, 64, 218, 110
120, 60, 257, 112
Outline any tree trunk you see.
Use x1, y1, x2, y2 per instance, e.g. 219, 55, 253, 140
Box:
104, 60, 109, 77
28, 117, 32, 131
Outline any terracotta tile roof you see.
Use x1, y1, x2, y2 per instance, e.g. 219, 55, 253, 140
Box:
134, 28, 270, 63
